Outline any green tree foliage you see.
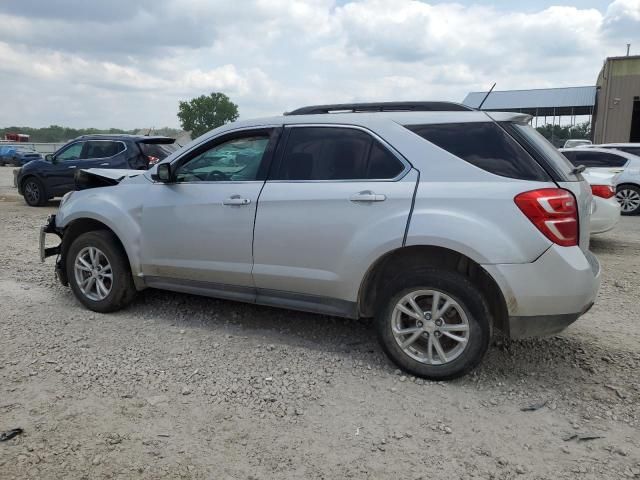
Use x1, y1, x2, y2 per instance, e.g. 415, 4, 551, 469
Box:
177, 92, 239, 139
535, 121, 592, 147
0, 125, 184, 143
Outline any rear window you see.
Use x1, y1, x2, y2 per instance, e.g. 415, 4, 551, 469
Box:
139, 142, 177, 161
406, 122, 549, 181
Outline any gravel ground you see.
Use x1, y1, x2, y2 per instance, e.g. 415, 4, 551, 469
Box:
1, 166, 639, 479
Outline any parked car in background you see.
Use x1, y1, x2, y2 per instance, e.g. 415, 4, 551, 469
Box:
584, 143, 640, 156
563, 139, 592, 148
17, 134, 176, 206
40, 102, 600, 380
0, 145, 42, 166
581, 170, 620, 234
561, 147, 640, 215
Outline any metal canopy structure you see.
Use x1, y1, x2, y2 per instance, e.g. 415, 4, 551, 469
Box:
462, 86, 596, 117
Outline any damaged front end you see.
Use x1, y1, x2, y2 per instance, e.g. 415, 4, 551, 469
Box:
39, 214, 68, 285
75, 168, 145, 190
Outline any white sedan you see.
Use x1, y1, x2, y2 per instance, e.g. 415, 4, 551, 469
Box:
582, 170, 621, 234
561, 147, 640, 215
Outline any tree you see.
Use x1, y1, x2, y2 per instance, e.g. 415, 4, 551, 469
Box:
177, 92, 239, 139
535, 121, 592, 147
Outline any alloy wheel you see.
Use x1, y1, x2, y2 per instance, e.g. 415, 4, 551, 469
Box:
24, 181, 40, 205
73, 246, 113, 301
616, 188, 640, 213
391, 289, 470, 365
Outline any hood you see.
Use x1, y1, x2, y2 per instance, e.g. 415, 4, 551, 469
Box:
76, 168, 146, 190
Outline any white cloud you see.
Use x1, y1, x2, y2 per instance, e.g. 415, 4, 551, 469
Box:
0, 0, 637, 128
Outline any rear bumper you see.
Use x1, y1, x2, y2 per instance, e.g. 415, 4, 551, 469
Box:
590, 196, 621, 234
508, 303, 593, 338
483, 245, 600, 339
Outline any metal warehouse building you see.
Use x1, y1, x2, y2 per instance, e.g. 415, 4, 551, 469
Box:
593, 55, 640, 143
462, 86, 596, 126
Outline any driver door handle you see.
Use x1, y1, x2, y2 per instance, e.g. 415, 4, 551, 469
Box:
223, 195, 251, 206
67, 165, 77, 169
349, 190, 386, 202
100, 163, 109, 166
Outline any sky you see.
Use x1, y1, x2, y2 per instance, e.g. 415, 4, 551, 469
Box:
0, 0, 638, 129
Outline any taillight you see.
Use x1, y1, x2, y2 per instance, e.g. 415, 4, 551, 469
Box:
514, 188, 578, 247
146, 155, 160, 165
590, 184, 615, 199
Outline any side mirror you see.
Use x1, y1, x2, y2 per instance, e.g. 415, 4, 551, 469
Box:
45, 154, 54, 162
154, 163, 172, 182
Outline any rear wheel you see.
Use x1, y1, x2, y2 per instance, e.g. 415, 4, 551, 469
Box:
376, 268, 491, 380
66, 230, 136, 313
616, 185, 640, 215
22, 177, 47, 206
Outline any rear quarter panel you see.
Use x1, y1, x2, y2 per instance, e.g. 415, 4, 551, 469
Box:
406, 180, 554, 264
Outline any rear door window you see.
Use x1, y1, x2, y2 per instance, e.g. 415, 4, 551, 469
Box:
616, 147, 640, 157
406, 122, 549, 181
573, 151, 628, 168
83, 141, 125, 159
275, 127, 404, 180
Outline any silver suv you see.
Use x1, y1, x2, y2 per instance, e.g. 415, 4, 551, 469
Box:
40, 102, 601, 379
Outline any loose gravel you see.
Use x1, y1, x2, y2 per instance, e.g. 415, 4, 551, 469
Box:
0, 166, 639, 479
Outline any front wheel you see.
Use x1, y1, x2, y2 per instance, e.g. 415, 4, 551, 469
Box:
66, 230, 137, 313
616, 185, 640, 215
22, 177, 47, 206
376, 269, 492, 380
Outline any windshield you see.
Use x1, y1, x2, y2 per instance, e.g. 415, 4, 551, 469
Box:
511, 123, 580, 181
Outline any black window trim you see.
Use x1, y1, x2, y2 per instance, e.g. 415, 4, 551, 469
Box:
268, 123, 411, 183
165, 126, 282, 184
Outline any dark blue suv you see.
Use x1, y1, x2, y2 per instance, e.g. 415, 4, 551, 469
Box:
17, 134, 176, 206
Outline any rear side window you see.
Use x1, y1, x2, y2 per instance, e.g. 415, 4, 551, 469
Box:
275, 127, 404, 180
139, 142, 177, 161
616, 147, 640, 157
83, 141, 125, 159
571, 151, 627, 168
406, 122, 549, 181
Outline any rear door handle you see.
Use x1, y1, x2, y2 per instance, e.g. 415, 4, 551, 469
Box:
67, 166, 76, 169
223, 195, 251, 206
350, 191, 386, 202
100, 163, 109, 166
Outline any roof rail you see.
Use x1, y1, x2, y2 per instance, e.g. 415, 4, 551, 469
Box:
285, 101, 474, 115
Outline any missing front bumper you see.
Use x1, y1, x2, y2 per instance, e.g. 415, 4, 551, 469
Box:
39, 214, 61, 262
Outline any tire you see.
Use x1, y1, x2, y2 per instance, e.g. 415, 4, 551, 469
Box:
66, 230, 136, 313
616, 185, 640, 216
22, 177, 47, 206
375, 268, 492, 380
